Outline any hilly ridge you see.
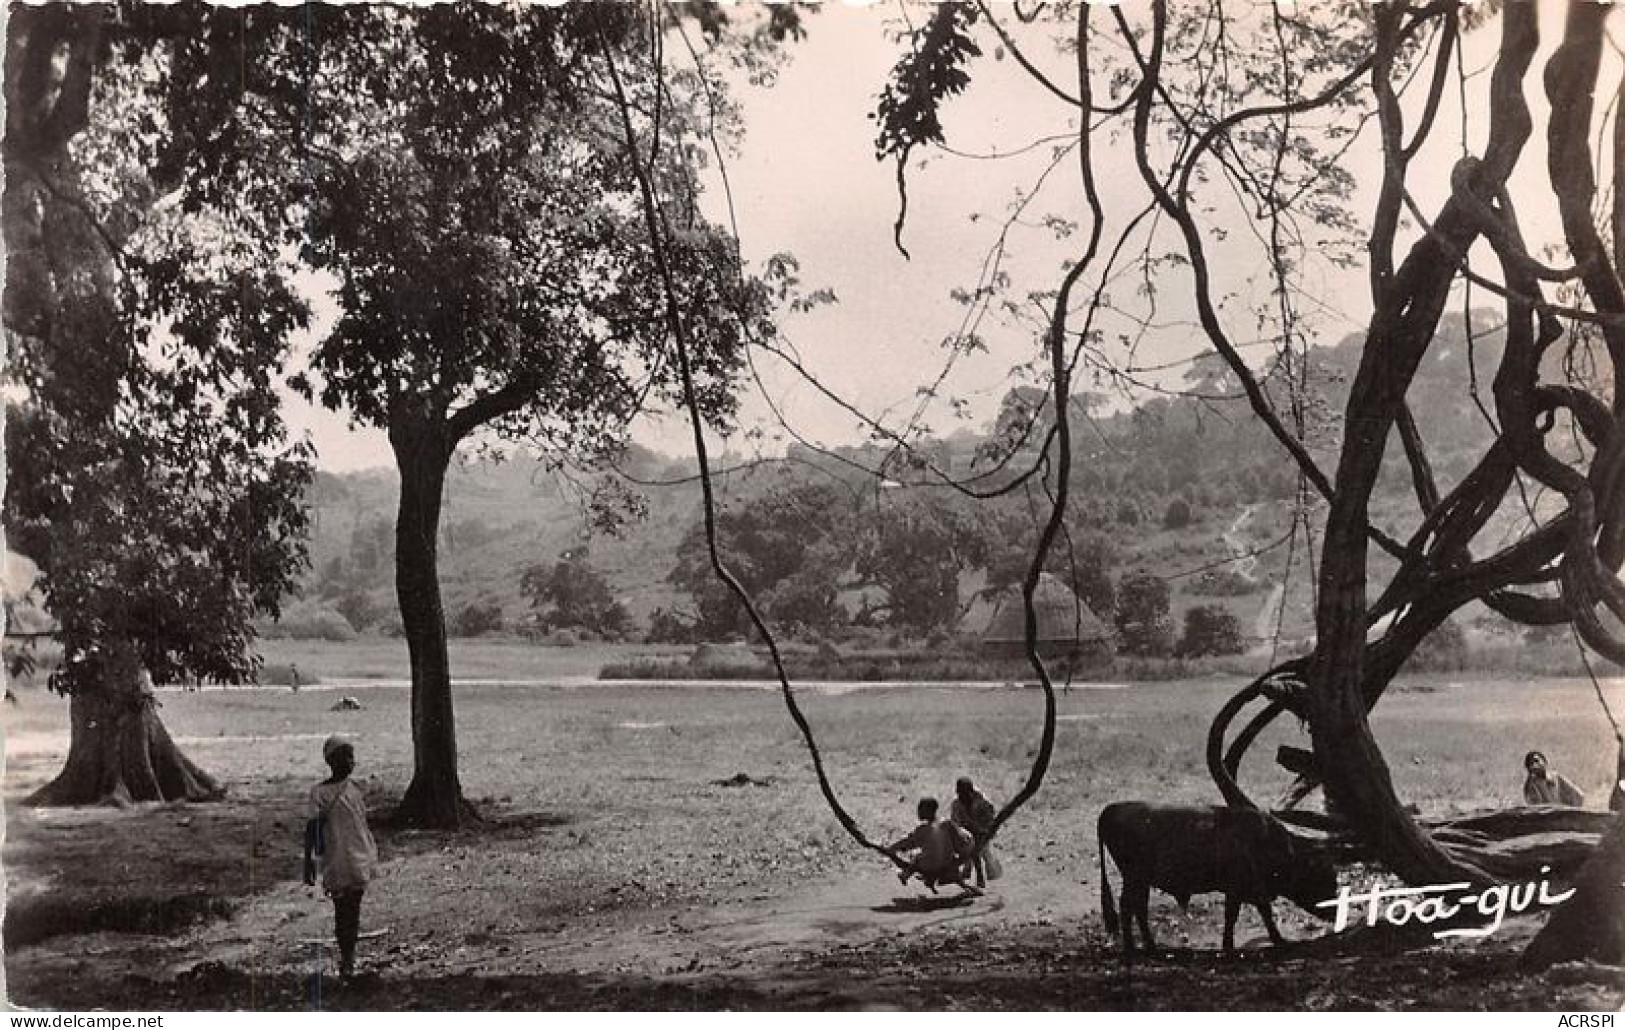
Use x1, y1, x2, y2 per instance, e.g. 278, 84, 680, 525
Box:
291, 315, 1558, 646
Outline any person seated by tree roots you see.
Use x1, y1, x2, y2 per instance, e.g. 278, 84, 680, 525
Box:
304, 736, 378, 978
1523, 749, 1585, 807
889, 796, 981, 896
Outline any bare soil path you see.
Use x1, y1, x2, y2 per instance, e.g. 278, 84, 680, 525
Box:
8, 677, 1625, 1009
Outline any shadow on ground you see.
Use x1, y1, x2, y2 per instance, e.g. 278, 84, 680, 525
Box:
9, 923, 1623, 1011
871, 895, 979, 915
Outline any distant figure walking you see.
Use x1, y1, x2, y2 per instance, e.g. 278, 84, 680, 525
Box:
304, 736, 378, 978
290, 663, 302, 693
1523, 750, 1585, 807
890, 797, 980, 896
950, 777, 1002, 888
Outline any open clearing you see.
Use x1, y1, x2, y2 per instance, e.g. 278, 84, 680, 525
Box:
5, 669, 1624, 1010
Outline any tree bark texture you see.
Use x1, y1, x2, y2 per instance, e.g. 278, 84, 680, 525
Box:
1522, 812, 1625, 970
26, 649, 222, 807
8, 9, 223, 809
387, 415, 474, 828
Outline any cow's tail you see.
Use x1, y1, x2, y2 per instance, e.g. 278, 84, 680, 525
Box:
1098, 825, 1119, 936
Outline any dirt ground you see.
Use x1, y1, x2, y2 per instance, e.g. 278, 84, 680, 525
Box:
5, 676, 1624, 1010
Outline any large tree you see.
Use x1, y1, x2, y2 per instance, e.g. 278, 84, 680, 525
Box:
159, 5, 776, 826
877, 0, 1625, 960
853, 493, 989, 634
7, 4, 787, 827
4, 4, 312, 804
670, 480, 852, 638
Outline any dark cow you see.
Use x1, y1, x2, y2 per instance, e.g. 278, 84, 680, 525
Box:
1097, 801, 1338, 956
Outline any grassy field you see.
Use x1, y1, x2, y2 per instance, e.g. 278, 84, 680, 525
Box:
4, 672, 1624, 1010
251, 637, 685, 683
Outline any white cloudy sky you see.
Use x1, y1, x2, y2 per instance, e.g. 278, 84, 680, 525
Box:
289, 2, 1589, 473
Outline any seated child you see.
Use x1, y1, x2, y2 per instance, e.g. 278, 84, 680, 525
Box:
889, 796, 979, 895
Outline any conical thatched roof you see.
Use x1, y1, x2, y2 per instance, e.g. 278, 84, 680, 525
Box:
981, 573, 1111, 647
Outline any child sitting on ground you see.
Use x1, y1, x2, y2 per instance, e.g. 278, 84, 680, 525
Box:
889, 796, 980, 896
303, 735, 378, 978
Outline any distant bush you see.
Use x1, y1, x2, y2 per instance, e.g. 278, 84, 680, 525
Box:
450, 599, 504, 638
601, 652, 1036, 683
1522, 622, 1568, 646
1188, 568, 1260, 596
1408, 618, 1468, 673
1162, 497, 1193, 530
334, 591, 379, 631
265, 602, 357, 642
645, 607, 697, 645
520, 558, 631, 639
597, 649, 1257, 684
1115, 571, 1174, 657
1179, 605, 1244, 657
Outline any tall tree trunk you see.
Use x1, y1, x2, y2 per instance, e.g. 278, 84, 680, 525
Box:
1300, 3, 1546, 890
1522, 812, 1625, 970
387, 415, 475, 828
26, 641, 221, 807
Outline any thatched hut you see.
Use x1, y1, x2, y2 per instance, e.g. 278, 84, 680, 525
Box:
979, 573, 1113, 659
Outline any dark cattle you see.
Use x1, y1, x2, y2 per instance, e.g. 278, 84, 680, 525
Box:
1097, 801, 1338, 956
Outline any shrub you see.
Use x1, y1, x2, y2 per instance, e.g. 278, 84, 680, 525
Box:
267, 602, 357, 642
1162, 497, 1194, 530
1409, 618, 1468, 672
1180, 604, 1245, 657
1189, 568, 1259, 596
334, 591, 379, 631
645, 607, 696, 645
450, 599, 504, 637
1114, 571, 1174, 657
521, 558, 629, 638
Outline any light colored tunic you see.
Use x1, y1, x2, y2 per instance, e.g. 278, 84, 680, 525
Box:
310, 779, 378, 893
1524, 772, 1585, 807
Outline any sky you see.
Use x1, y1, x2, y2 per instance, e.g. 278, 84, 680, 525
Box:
287, 2, 1593, 474
291, 3, 1067, 472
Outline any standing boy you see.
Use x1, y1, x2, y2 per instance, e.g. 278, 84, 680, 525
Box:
949, 776, 1001, 888
304, 735, 378, 978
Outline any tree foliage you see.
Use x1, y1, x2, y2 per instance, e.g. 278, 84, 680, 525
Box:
127, 3, 785, 826
1179, 604, 1244, 658
4, 5, 313, 697
670, 482, 851, 638
877, 0, 1625, 959
3, 4, 316, 804
853, 495, 988, 633
520, 558, 630, 639
1114, 571, 1174, 658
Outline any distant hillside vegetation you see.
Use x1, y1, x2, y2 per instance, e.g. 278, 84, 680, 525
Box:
287, 314, 1556, 655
